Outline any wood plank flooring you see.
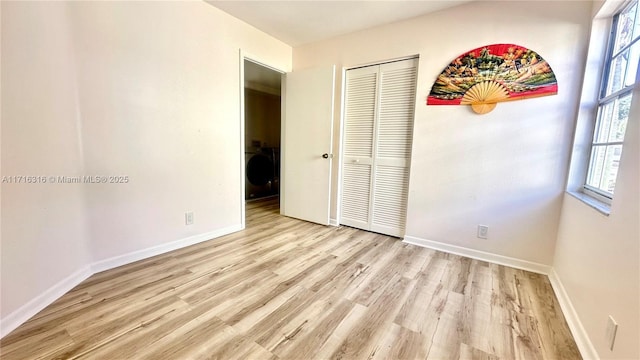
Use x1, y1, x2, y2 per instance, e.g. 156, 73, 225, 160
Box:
1, 197, 581, 359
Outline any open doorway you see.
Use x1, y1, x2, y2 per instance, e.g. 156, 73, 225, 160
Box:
241, 56, 335, 228
243, 59, 282, 217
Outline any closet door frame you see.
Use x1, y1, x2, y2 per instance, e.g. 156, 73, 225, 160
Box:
337, 55, 419, 236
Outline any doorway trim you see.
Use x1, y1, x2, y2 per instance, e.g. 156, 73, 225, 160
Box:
238, 50, 286, 229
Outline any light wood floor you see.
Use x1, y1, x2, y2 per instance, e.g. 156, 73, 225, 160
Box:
1, 197, 581, 359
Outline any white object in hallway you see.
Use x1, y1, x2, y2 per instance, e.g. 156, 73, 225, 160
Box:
281, 66, 336, 225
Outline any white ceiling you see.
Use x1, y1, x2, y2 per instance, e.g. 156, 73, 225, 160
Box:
207, 1, 474, 47
244, 59, 282, 94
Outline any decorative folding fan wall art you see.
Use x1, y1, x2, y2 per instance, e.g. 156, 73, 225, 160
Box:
427, 44, 558, 114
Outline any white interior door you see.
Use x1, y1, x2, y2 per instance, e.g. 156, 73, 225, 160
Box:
340, 66, 378, 230
281, 66, 336, 225
370, 59, 417, 236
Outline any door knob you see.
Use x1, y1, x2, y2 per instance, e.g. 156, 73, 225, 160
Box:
322, 153, 329, 159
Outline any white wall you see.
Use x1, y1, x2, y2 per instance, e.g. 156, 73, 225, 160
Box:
552, 2, 640, 358
68, 1, 291, 261
1, 0, 291, 334
554, 157, 639, 359
294, 0, 593, 266
1, 1, 92, 320
245, 89, 281, 149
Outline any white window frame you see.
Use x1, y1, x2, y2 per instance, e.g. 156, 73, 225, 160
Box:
583, 0, 638, 205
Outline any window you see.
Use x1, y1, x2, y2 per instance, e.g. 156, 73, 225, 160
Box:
584, 0, 639, 203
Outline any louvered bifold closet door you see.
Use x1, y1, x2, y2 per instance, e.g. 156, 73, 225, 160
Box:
340, 65, 379, 230
341, 58, 417, 237
369, 59, 417, 237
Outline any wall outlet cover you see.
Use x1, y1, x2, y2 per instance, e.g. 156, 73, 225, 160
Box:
477, 225, 489, 239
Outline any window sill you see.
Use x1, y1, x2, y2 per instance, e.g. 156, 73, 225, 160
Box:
566, 191, 611, 216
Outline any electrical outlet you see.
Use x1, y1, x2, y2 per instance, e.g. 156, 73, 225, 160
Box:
185, 212, 194, 225
606, 315, 618, 351
477, 225, 488, 239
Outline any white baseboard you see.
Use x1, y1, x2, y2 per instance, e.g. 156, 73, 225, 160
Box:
0, 224, 242, 339
548, 268, 599, 360
402, 235, 551, 275
0, 265, 92, 338
91, 224, 242, 273
329, 218, 339, 227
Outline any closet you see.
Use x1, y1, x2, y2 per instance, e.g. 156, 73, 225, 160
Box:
340, 58, 418, 237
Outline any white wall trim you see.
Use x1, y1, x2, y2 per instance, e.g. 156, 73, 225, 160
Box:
240, 49, 248, 231
329, 218, 339, 227
402, 235, 551, 275
0, 265, 92, 338
548, 268, 600, 360
91, 224, 242, 274
0, 225, 241, 339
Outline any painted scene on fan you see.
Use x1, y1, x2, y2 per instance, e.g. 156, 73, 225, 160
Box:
427, 44, 558, 105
